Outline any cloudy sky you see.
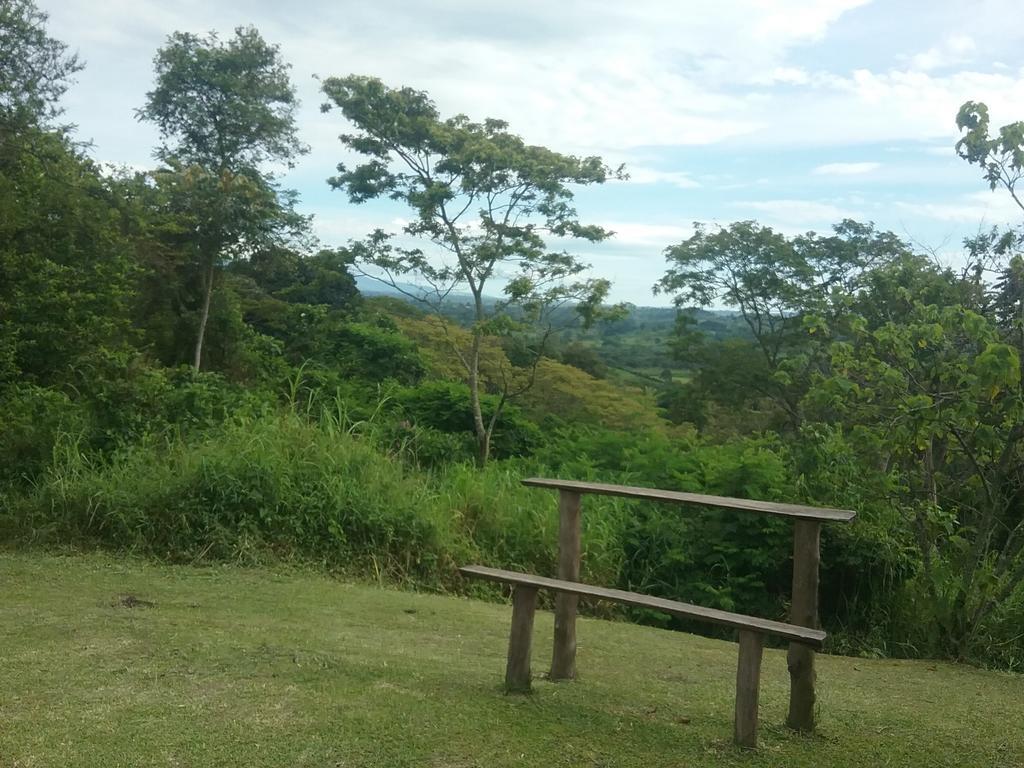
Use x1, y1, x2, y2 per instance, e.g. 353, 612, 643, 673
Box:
40, 0, 1024, 305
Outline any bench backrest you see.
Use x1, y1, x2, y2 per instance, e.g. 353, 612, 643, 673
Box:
522, 478, 856, 523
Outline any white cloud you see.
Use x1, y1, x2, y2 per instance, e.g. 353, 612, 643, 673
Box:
734, 199, 862, 232
813, 161, 881, 175
922, 145, 957, 156
896, 190, 1023, 224
621, 167, 701, 189
39, 0, 875, 160
30, 0, 1024, 307
751, 67, 812, 86
760, 67, 1024, 148
602, 222, 695, 247
38, 0, 1024, 166
909, 34, 976, 72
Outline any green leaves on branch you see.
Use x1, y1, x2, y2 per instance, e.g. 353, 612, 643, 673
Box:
0, 0, 82, 136
320, 74, 620, 314
957, 100, 1024, 214
139, 26, 306, 170
656, 219, 915, 429
137, 26, 307, 371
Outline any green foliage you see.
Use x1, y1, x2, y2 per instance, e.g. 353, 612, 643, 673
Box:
957, 100, 1024, 212
319, 320, 425, 385
268, 248, 362, 311
2, 414, 629, 592
395, 380, 542, 461
0, 384, 87, 486
321, 75, 624, 464
140, 27, 304, 169
618, 439, 794, 620
657, 220, 914, 430
137, 26, 307, 371
529, 427, 825, 622
808, 297, 1024, 659
0, 0, 82, 135
558, 341, 608, 378
657, 381, 708, 428
0, 132, 138, 386
6, 414, 461, 579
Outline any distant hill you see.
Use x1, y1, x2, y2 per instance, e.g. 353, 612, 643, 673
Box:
355, 274, 748, 378
355, 276, 741, 328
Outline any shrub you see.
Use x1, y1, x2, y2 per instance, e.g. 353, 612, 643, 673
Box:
0, 384, 89, 487
395, 380, 543, 460
5, 414, 464, 582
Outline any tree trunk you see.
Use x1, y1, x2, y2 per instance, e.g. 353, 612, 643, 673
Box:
193, 258, 215, 372
467, 329, 490, 466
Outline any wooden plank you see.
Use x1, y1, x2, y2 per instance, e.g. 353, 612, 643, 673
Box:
459, 565, 825, 647
550, 489, 581, 681
505, 584, 538, 693
521, 478, 857, 523
786, 519, 821, 731
734, 630, 764, 749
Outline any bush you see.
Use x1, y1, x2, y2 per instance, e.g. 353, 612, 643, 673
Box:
5, 414, 463, 582
0, 384, 89, 487
1, 411, 627, 597
395, 380, 543, 460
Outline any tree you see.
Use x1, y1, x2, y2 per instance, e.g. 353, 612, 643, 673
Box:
0, 0, 82, 142
0, 132, 137, 387
808, 298, 1024, 658
656, 220, 913, 430
793, 104, 1024, 659
957, 101, 1024, 216
0, 4, 135, 386
320, 75, 622, 464
560, 341, 608, 379
137, 27, 306, 371
957, 100, 1024, 350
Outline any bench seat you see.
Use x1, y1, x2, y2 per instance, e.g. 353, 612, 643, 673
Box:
460, 565, 825, 647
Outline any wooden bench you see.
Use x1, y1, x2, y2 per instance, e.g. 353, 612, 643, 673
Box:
463, 477, 856, 748
460, 565, 826, 748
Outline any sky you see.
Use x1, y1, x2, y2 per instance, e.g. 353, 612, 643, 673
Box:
39, 0, 1024, 306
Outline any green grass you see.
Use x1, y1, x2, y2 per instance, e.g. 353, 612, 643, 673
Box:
2, 553, 1022, 767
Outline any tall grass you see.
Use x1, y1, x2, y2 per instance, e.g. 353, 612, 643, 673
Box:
1, 410, 629, 592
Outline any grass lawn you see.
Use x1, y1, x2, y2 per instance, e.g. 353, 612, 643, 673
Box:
1, 553, 1022, 767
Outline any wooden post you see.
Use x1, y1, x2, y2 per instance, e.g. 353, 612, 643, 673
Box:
786, 519, 821, 732
505, 584, 538, 693
734, 630, 764, 749
550, 489, 582, 681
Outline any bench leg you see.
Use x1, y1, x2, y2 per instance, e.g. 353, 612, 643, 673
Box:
787, 519, 820, 732
505, 585, 538, 693
550, 489, 581, 681
734, 630, 764, 749
550, 592, 578, 681
786, 643, 816, 732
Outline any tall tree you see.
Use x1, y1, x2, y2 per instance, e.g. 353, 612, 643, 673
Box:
137, 27, 306, 371
0, 0, 82, 141
656, 219, 911, 429
808, 294, 1024, 658
799, 104, 1024, 658
957, 100, 1024, 351
321, 76, 621, 464
0, 0, 135, 387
